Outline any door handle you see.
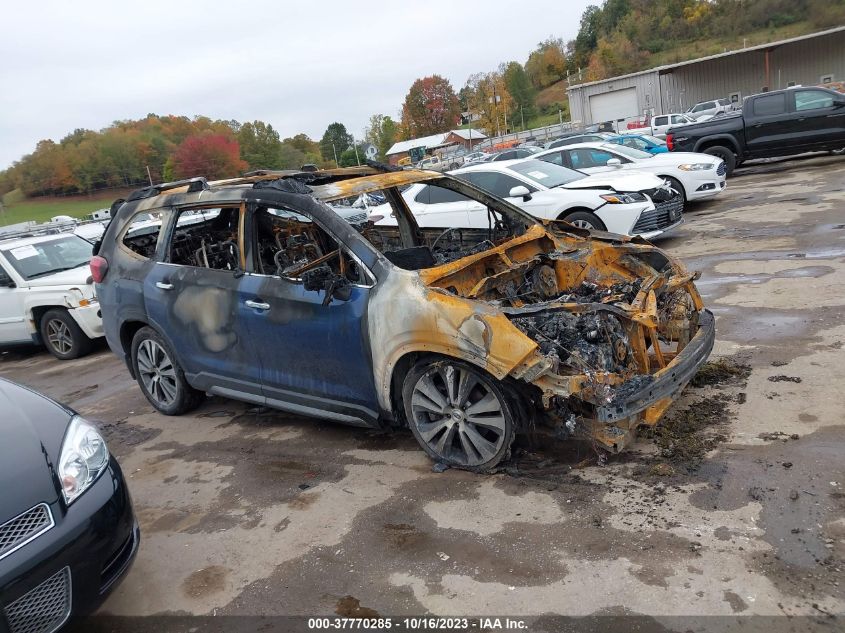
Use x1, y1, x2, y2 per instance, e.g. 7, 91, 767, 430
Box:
245, 300, 270, 311
156, 282, 173, 290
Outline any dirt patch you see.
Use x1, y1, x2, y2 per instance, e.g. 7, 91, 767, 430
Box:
98, 420, 161, 456
768, 375, 802, 383
61, 384, 99, 402
182, 566, 228, 599
383, 523, 422, 548
642, 395, 733, 469
335, 596, 380, 618
690, 358, 751, 388
289, 491, 321, 510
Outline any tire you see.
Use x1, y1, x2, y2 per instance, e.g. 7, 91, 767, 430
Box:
402, 359, 516, 470
560, 210, 607, 231
40, 309, 93, 360
702, 145, 736, 176
662, 176, 686, 203
131, 326, 204, 415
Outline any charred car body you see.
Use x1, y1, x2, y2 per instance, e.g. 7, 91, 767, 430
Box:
92, 165, 714, 469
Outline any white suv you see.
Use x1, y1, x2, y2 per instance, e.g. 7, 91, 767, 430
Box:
0, 233, 103, 359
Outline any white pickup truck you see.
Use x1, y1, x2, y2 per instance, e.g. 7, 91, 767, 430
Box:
624, 113, 697, 139
0, 232, 103, 359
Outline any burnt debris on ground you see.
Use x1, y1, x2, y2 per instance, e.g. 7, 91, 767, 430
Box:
690, 357, 752, 388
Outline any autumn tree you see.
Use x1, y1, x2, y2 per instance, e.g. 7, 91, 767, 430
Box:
238, 121, 282, 170
464, 72, 514, 138
364, 114, 398, 160
319, 123, 353, 163
279, 133, 323, 169
171, 133, 247, 180
399, 75, 461, 138
525, 37, 568, 89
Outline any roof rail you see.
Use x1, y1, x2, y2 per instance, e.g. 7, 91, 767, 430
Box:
0, 224, 74, 243
126, 177, 209, 202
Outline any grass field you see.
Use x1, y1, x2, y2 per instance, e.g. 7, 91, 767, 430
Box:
0, 194, 126, 227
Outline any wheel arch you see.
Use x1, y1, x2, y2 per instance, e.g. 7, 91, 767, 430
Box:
694, 136, 740, 155
387, 349, 536, 431
119, 319, 187, 381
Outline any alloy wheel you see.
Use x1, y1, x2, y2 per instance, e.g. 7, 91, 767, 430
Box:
137, 339, 177, 407
570, 219, 595, 229
410, 364, 507, 466
46, 319, 73, 355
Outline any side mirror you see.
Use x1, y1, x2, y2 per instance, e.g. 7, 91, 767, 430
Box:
606, 158, 623, 168
509, 185, 532, 201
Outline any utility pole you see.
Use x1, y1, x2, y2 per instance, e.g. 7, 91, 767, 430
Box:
352, 137, 361, 166
146, 165, 153, 185
332, 143, 339, 168
520, 106, 525, 131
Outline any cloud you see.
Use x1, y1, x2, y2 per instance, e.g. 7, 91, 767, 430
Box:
0, 0, 590, 169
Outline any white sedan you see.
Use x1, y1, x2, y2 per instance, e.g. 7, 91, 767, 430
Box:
535, 142, 726, 202
369, 159, 683, 239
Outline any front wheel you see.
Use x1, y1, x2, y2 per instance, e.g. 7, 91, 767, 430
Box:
702, 145, 736, 176
402, 359, 516, 470
560, 210, 606, 231
40, 309, 92, 360
131, 326, 204, 415
663, 176, 686, 203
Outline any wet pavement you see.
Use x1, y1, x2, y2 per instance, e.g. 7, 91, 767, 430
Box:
1, 153, 844, 628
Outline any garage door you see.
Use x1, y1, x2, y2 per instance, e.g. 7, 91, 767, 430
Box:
589, 88, 639, 124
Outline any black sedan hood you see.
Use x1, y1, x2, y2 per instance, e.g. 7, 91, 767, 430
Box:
0, 380, 69, 520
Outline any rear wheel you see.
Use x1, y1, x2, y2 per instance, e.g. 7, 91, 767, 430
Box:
403, 359, 516, 470
702, 145, 736, 176
131, 326, 204, 415
560, 210, 606, 231
40, 309, 92, 360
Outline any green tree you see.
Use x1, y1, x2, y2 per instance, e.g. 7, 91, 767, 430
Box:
502, 62, 537, 125
319, 123, 353, 163
238, 121, 282, 170
364, 114, 398, 160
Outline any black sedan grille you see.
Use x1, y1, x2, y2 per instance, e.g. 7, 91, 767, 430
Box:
0, 504, 53, 562
716, 161, 727, 176
2, 567, 71, 633
633, 195, 684, 233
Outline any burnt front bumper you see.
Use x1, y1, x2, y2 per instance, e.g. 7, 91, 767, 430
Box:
597, 308, 715, 424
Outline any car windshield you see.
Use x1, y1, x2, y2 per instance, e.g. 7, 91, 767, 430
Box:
602, 144, 653, 160
642, 135, 665, 146
507, 159, 585, 187
1, 235, 92, 280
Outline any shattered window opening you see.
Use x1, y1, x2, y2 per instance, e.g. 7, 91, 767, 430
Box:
168, 207, 241, 271
252, 205, 370, 289
120, 210, 166, 259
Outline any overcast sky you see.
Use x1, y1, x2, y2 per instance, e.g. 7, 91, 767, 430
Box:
0, 0, 593, 169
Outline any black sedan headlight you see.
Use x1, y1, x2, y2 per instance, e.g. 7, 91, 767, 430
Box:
58, 416, 109, 505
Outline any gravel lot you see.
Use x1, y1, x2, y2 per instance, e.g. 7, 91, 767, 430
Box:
2, 154, 844, 629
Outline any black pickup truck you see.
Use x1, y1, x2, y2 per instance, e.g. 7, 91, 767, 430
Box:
666, 86, 845, 175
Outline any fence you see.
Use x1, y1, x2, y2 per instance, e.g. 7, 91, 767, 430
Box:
474, 120, 585, 149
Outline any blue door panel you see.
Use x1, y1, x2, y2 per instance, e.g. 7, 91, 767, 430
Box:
238, 273, 379, 420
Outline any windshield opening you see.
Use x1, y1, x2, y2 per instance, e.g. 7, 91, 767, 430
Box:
337, 175, 541, 271
507, 159, 585, 188
1, 235, 93, 280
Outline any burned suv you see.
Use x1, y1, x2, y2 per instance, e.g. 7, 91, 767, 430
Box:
92, 164, 714, 469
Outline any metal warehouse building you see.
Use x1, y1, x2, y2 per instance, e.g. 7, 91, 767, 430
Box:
568, 26, 845, 127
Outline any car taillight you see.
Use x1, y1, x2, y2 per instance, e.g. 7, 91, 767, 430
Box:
666, 133, 674, 151
90, 256, 109, 283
